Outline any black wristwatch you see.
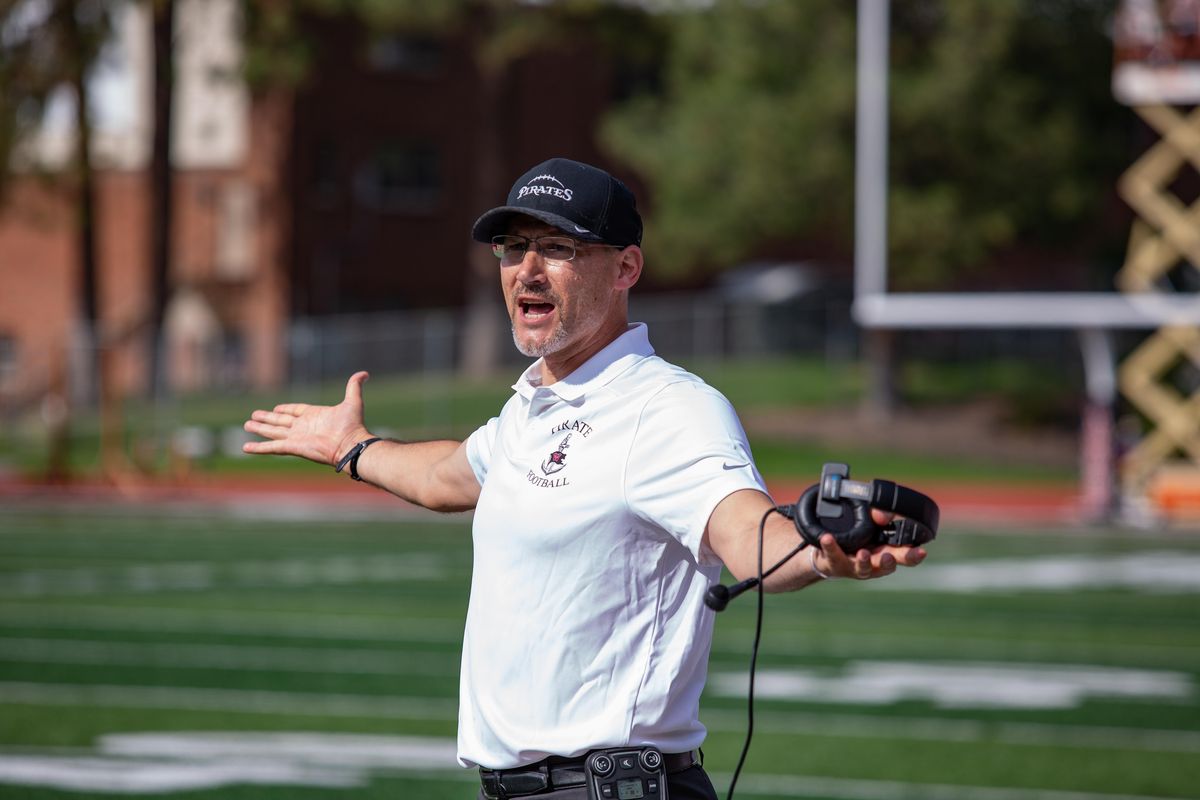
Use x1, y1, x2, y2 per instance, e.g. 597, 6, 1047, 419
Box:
334, 437, 383, 482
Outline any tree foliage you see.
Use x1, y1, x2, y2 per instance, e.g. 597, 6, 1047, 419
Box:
0, 0, 113, 197
602, 0, 1127, 287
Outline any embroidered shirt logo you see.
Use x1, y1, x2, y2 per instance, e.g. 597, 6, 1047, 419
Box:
541, 434, 571, 475
516, 174, 574, 202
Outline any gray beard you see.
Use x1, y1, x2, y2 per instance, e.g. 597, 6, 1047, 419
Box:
512, 322, 569, 358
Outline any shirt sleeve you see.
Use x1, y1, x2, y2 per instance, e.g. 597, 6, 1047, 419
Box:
623, 381, 768, 566
465, 415, 501, 486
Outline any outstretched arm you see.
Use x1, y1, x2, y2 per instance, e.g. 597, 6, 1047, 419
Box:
242, 371, 480, 512
703, 489, 926, 591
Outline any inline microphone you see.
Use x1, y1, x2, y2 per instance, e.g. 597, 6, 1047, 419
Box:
704, 577, 760, 611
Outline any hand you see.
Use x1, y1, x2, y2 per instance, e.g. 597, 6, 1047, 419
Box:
812, 509, 927, 580
242, 372, 374, 467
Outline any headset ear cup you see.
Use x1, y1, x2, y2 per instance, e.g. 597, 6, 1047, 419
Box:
795, 484, 877, 553
794, 485, 825, 547
835, 502, 876, 553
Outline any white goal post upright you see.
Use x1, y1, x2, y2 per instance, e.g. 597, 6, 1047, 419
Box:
851, 0, 1200, 521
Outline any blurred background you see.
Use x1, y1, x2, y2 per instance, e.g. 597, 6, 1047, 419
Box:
0, 1, 1198, 798
1, 0, 1172, 497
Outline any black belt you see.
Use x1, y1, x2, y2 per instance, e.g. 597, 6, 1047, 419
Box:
480, 750, 697, 799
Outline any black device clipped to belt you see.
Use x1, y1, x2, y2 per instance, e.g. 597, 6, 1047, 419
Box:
705, 462, 939, 800
479, 748, 695, 799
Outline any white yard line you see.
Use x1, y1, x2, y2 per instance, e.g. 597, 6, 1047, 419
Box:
868, 552, 1200, 594
723, 773, 1185, 800
709, 662, 1194, 710
0, 682, 458, 720
0, 554, 449, 597
3, 604, 1195, 668
710, 633, 1200, 669
0, 732, 1185, 799
0, 638, 460, 675
2, 681, 1197, 755
700, 708, 1200, 754
0, 604, 465, 642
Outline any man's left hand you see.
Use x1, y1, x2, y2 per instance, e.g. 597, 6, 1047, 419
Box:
812, 509, 926, 580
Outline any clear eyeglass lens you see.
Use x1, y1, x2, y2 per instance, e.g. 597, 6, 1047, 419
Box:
491, 235, 576, 264
538, 238, 575, 261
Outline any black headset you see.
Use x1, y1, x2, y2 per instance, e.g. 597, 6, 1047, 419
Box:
794, 462, 939, 551
704, 462, 939, 612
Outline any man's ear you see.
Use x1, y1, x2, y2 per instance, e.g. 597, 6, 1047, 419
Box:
615, 246, 644, 291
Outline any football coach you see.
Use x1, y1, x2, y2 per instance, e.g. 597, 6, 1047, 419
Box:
243, 157, 927, 799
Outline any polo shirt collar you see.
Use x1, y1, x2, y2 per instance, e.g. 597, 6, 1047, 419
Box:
514, 323, 655, 402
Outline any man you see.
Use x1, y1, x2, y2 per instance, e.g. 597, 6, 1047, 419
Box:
243, 157, 927, 799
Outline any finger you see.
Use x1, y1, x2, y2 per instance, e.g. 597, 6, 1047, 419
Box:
244, 420, 292, 440
819, 534, 852, 576
849, 549, 873, 580
272, 403, 310, 416
242, 438, 295, 455
344, 371, 370, 405
251, 410, 294, 427
870, 508, 894, 526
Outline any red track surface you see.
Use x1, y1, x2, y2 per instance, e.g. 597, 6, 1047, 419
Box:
0, 472, 1088, 527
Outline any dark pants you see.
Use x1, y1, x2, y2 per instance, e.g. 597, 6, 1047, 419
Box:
475, 764, 718, 800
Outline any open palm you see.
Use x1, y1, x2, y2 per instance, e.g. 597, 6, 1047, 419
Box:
242, 372, 373, 466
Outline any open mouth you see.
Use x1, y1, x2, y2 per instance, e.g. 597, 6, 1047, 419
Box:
520, 300, 556, 319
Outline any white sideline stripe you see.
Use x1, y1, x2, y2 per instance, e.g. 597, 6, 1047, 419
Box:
97, 731, 460, 767
869, 552, 1200, 594
0, 553, 448, 597
0, 754, 361, 793
2, 682, 1196, 755
722, 772, 1181, 800
700, 708, 1200, 754
4, 605, 1196, 668
0, 638, 460, 676
710, 662, 1194, 710
709, 631, 1200, 669
0, 730, 469, 794
0, 605, 465, 643
0, 682, 458, 720
2, 639, 1198, 750
0, 736, 1181, 799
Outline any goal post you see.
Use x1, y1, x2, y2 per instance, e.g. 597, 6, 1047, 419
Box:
852, 0, 1200, 523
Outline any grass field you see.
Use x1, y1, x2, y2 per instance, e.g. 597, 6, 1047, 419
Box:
0, 356, 1079, 486
0, 505, 1197, 799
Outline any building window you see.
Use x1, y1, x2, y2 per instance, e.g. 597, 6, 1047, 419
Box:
365, 35, 442, 74
352, 141, 440, 213
215, 180, 257, 281
0, 334, 15, 382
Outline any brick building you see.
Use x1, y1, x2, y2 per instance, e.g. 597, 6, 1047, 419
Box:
0, 0, 636, 409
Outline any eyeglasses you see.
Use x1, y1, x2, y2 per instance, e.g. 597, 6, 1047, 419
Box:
491, 234, 620, 266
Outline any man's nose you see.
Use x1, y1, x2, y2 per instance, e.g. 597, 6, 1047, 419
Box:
514, 249, 548, 283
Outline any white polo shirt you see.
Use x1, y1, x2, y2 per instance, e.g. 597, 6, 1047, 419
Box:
459, 323, 768, 769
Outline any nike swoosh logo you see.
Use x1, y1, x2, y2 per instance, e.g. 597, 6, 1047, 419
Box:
573, 224, 590, 233
722, 462, 749, 470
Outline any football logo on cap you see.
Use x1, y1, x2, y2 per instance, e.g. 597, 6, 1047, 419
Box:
517, 174, 574, 202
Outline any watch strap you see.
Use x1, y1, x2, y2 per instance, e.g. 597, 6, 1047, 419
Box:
335, 437, 383, 482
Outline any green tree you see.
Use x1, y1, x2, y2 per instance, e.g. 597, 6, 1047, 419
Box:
0, 0, 112, 354
602, 0, 1126, 288
1, 0, 116, 479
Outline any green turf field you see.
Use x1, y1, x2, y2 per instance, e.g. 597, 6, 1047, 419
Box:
0, 506, 1196, 799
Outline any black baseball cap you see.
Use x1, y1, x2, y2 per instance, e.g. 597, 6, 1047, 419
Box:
471, 157, 643, 247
